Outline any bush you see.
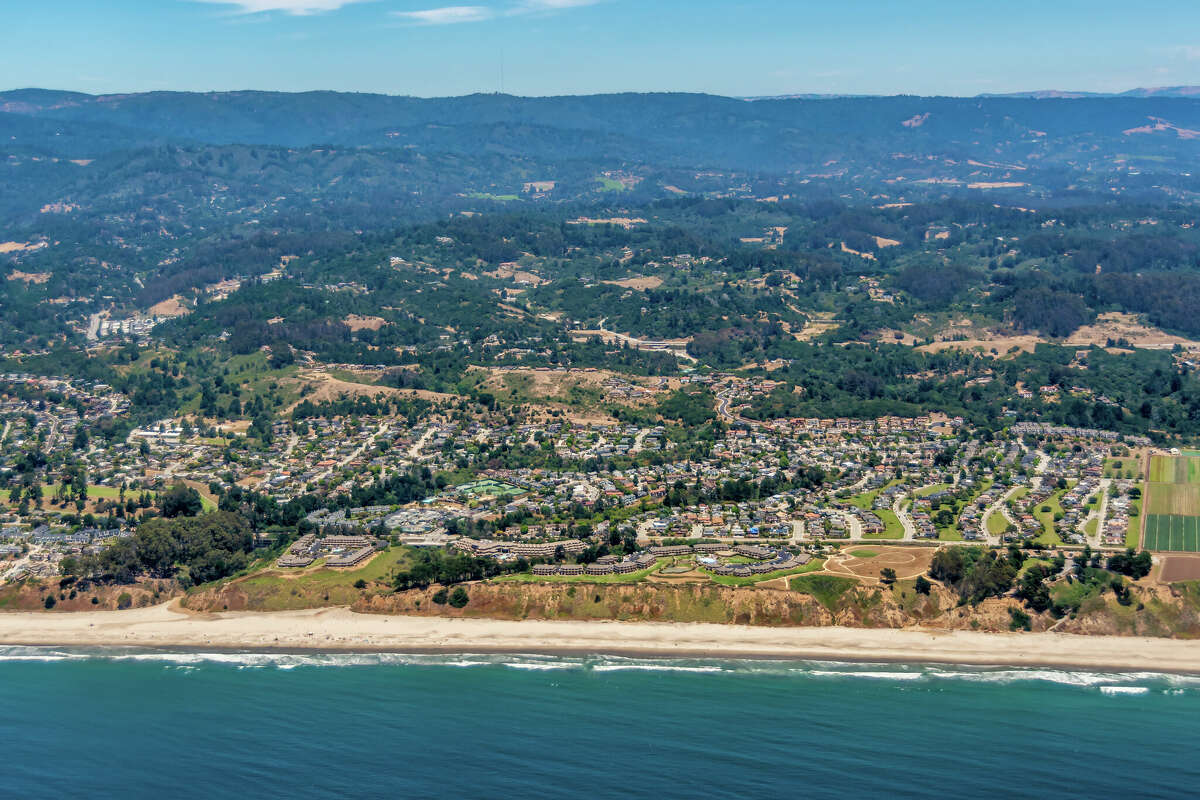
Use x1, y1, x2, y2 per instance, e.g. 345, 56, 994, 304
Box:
117, 592, 133, 609
448, 587, 469, 608
353, 578, 367, 589
43, 595, 56, 609
432, 587, 449, 605
914, 575, 932, 595
1008, 607, 1032, 631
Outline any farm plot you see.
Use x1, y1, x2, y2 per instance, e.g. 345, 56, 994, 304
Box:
1143, 514, 1200, 553
1143, 454, 1200, 552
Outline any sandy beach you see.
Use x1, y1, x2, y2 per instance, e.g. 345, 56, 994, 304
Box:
0, 604, 1198, 671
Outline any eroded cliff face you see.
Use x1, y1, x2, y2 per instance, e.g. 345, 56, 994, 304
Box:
179, 575, 1200, 637
0, 578, 179, 612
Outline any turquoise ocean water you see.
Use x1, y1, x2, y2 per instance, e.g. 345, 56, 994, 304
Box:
2, 647, 1198, 798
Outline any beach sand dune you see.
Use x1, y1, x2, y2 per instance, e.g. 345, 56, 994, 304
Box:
2, 604, 1199, 671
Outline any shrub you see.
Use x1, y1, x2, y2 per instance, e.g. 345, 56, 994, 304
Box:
448, 587, 469, 608
43, 595, 56, 609
353, 578, 367, 589
432, 588, 449, 605
117, 592, 133, 610
1008, 607, 1032, 631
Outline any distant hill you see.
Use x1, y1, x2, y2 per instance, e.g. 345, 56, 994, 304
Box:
3, 89, 1200, 176
980, 86, 1200, 99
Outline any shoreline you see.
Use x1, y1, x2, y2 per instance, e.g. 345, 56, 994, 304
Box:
2, 604, 1200, 673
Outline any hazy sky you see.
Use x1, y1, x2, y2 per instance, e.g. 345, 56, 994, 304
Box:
5, 0, 1200, 97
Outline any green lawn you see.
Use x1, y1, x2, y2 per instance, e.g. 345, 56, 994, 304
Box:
849, 549, 878, 558
862, 508, 905, 539
986, 507, 1011, 536
1103, 457, 1141, 480
1126, 487, 1143, 549
1032, 486, 1071, 546
846, 479, 901, 511
468, 191, 519, 202
914, 483, 952, 498
595, 177, 628, 192
1084, 516, 1099, 537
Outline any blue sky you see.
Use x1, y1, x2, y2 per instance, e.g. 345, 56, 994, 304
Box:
4, 0, 1200, 97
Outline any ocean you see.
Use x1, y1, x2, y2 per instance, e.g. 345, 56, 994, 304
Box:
2, 647, 1198, 799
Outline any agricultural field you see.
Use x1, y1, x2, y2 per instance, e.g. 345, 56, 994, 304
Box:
1144, 455, 1200, 552
1143, 514, 1200, 553
1148, 455, 1200, 484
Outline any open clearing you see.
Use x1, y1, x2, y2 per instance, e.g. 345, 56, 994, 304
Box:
824, 545, 934, 581
918, 332, 1043, 356
1065, 312, 1200, 352
343, 314, 388, 331
603, 276, 663, 290
149, 295, 190, 317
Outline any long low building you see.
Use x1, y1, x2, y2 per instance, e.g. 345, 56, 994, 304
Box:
528, 553, 657, 577
454, 538, 588, 559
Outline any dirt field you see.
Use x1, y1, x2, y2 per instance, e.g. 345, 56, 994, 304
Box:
874, 236, 901, 248
566, 217, 647, 229
343, 314, 388, 331
284, 371, 454, 412
1159, 556, 1200, 583
1064, 312, 1200, 351
967, 181, 1027, 189
0, 241, 34, 254
919, 333, 1044, 356
604, 276, 663, 290
823, 545, 935, 582
5, 270, 50, 283
148, 295, 190, 317
484, 266, 544, 286
840, 242, 876, 260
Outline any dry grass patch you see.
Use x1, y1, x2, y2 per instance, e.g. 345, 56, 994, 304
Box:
6, 270, 50, 283
343, 314, 388, 331
1064, 312, 1200, 351
604, 276, 663, 290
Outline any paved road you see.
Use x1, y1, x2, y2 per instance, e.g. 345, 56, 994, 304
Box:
1082, 478, 1112, 548
893, 494, 917, 540
982, 485, 1023, 546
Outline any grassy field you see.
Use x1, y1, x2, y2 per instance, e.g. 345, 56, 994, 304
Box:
986, 507, 1011, 536
849, 549, 878, 558
594, 177, 628, 192
1103, 457, 1141, 480
862, 508, 905, 540
468, 191, 519, 202
788, 574, 859, 610
913, 483, 952, 498
213, 547, 416, 611
1031, 486, 1071, 546
1126, 489, 1143, 549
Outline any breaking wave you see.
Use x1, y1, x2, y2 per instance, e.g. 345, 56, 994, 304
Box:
0, 646, 1193, 692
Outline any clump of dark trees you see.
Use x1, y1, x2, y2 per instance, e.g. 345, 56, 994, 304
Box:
61, 511, 254, 587
929, 544, 1152, 619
